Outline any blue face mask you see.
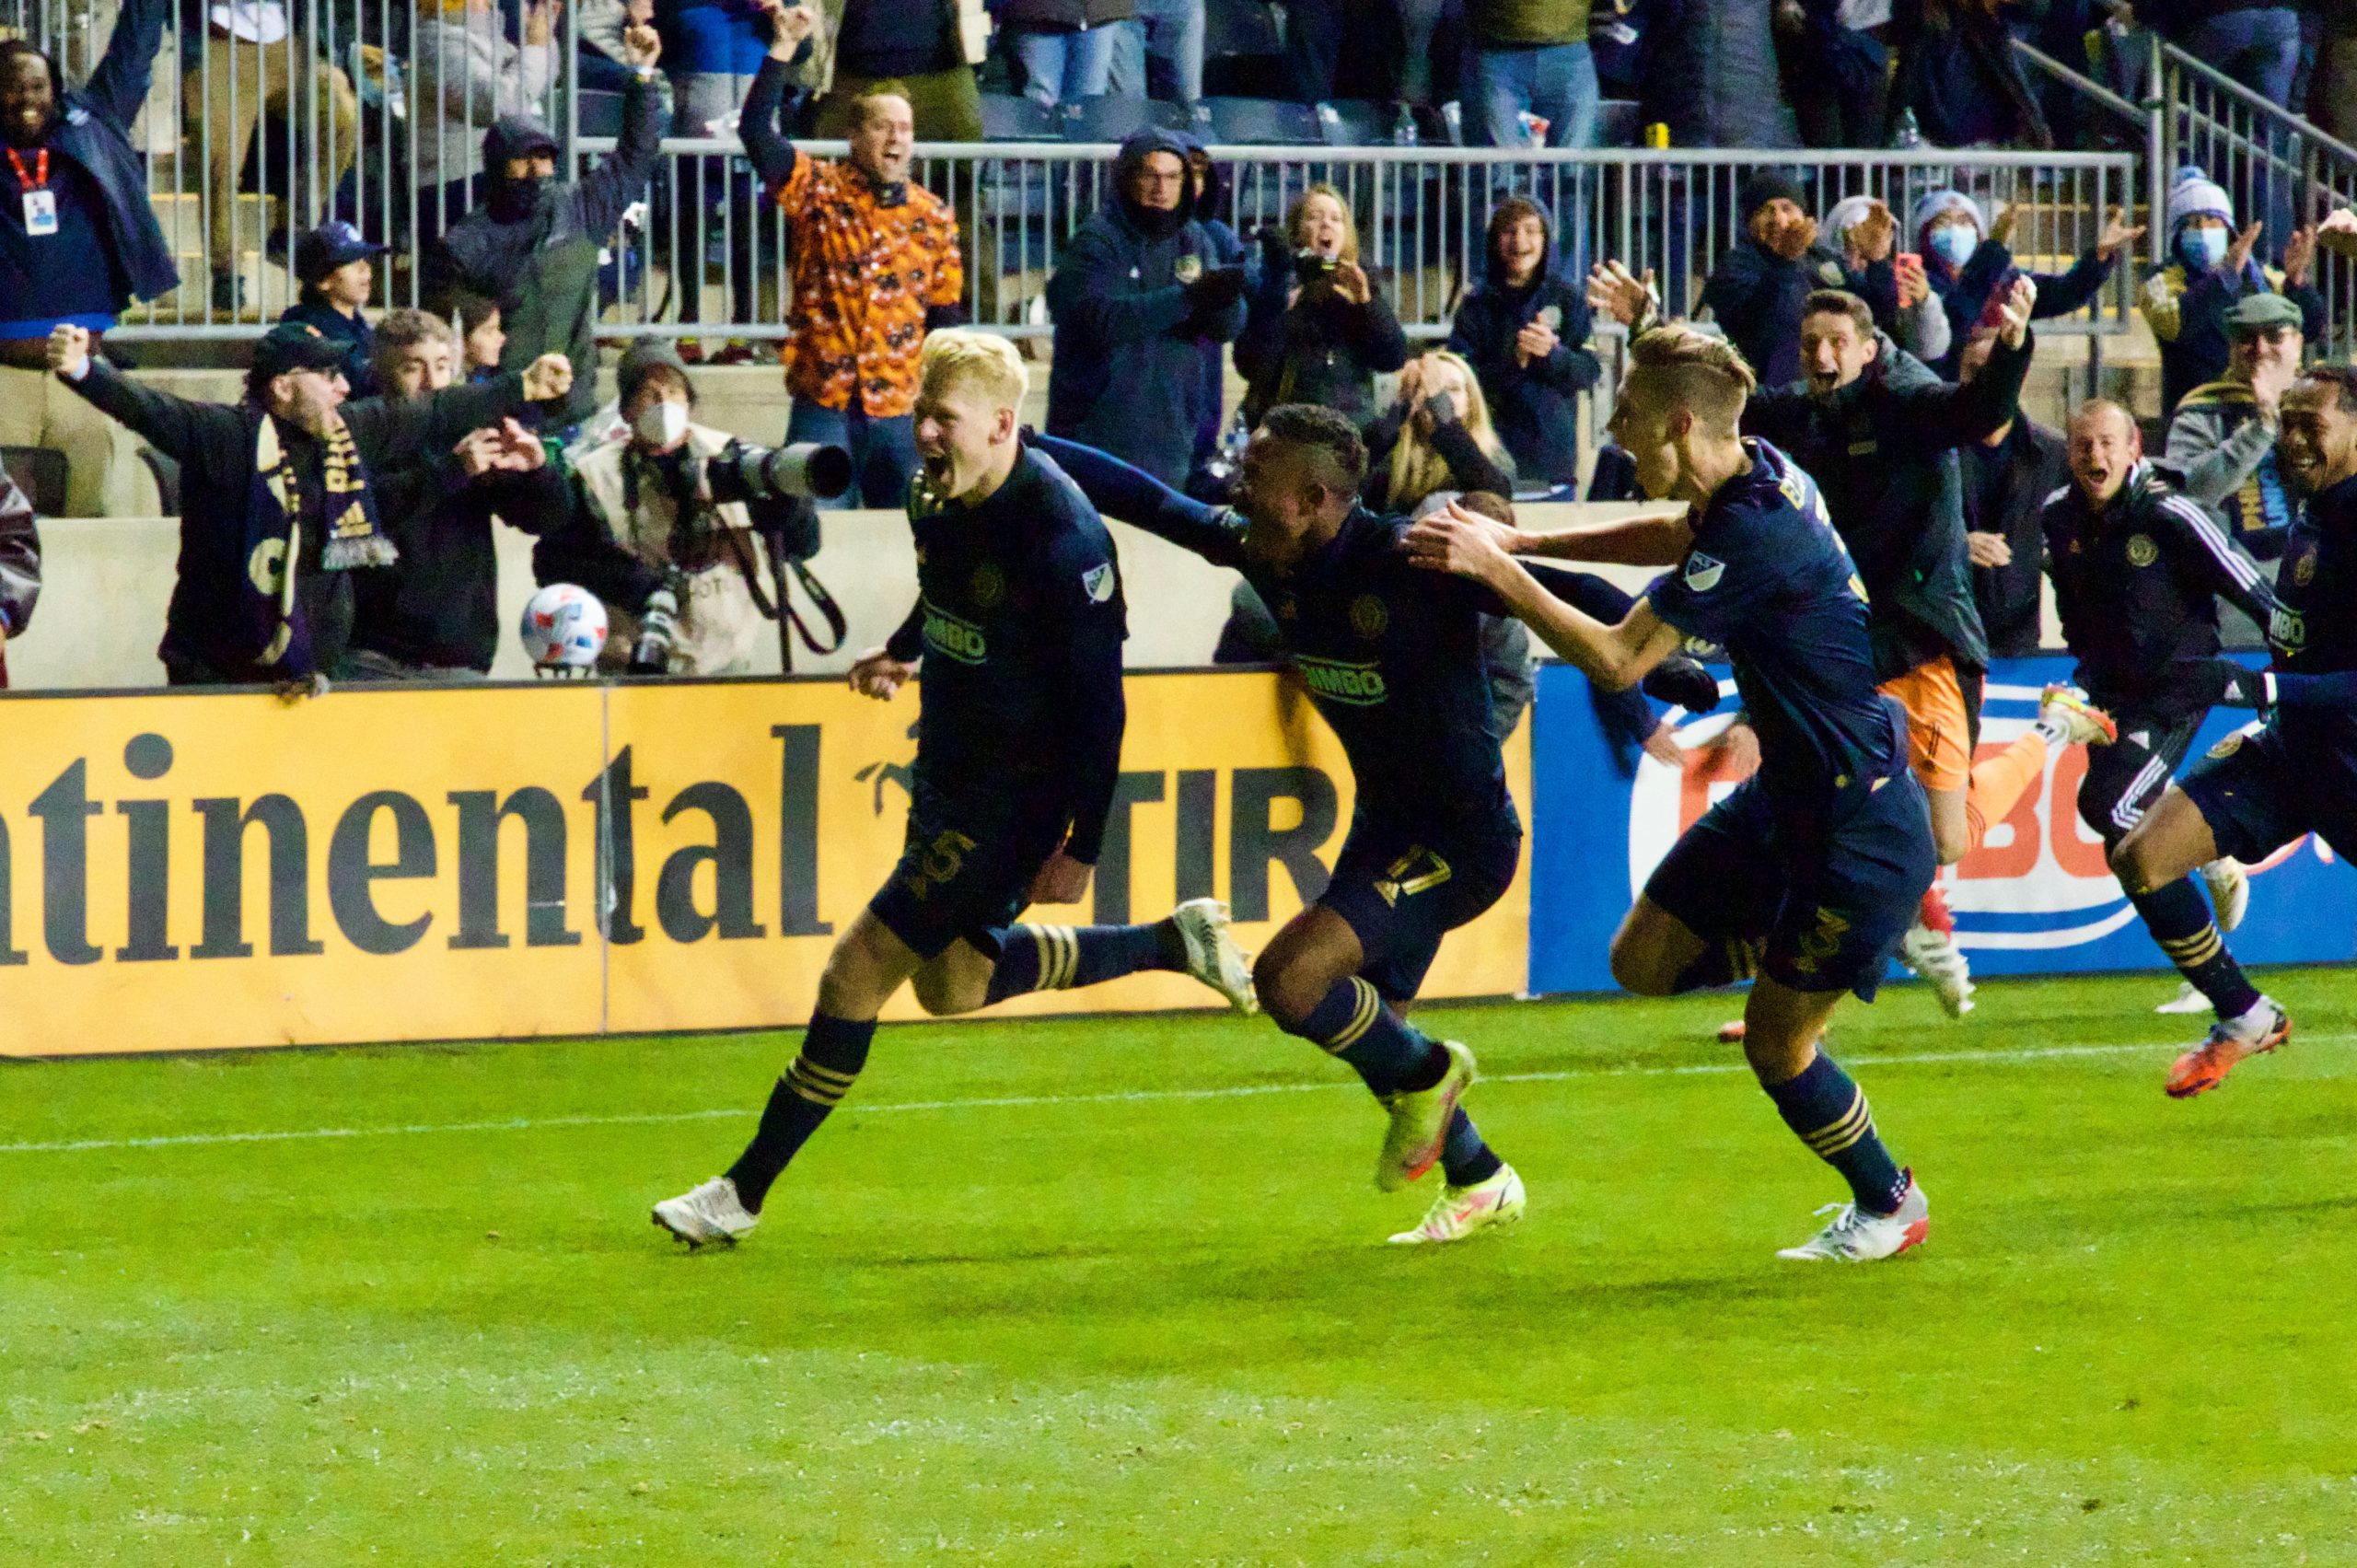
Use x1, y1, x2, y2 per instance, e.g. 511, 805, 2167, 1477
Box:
2181, 226, 2229, 272
1928, 224, 1978, 269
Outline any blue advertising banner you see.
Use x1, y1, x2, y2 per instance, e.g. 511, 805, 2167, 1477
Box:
1527, 656, 2357, 996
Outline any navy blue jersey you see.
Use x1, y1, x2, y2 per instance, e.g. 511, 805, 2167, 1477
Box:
883, 444, 1130, 861
2266, 470, 2357, 758
1644, 440, 1903, 828
1035, 435, 1518, 843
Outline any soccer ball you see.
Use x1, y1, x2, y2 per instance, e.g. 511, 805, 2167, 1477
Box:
519, 584, 607, 675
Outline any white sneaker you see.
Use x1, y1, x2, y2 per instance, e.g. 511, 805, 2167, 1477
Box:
1171, 897, 1257, 1014
652, 1175, 759, 1248
1387, 1164, 1527, 1245
2156, 980, 2210, 1015
1901, 922, 1976, 1017
1776, 1170, 1929, 1261
1376, 1040, 1475, 1192
2202, 858, 2249, 933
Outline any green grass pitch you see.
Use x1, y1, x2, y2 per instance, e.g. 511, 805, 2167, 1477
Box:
6, 970, 2357, 1565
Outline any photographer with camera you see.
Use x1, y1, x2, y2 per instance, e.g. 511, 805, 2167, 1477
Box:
1234, 185, 1409, 431
536, 342, 845, 675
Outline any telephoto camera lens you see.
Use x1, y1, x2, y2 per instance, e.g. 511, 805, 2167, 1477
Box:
705, 441, 853, 504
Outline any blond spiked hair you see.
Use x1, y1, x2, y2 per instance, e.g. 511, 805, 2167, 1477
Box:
1626, 324, 1758, 434
920, 328, 1028, 410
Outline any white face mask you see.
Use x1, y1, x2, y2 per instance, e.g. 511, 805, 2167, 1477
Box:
634, 399, 689, 447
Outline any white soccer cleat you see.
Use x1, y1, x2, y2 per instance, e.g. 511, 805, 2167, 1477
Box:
1376, 1040, 1475, 1192
1901, 922, 1976, 1017
1171, 897, 1257, 1014
1387, 1164, 1527, 1245
2202, 858, 2249, 933
652, 1175, 759, 1249
2156, 980, 2210, 1015
2038, 683, 2118, 747
1776, 1170, 1930, 1262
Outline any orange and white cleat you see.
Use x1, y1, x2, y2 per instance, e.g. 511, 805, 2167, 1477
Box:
2039, 683, 2118, 747
2166, 1000, 2290, 1098
1776, 1169, 1930, 1261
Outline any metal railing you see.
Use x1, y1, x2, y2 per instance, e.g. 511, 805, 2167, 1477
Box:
2015, 29, 2357, 359
577, 140, 2138, 348
3, 0, 2137, 353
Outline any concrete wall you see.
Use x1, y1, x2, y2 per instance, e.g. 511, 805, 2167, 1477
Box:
8, 504, 1681, 690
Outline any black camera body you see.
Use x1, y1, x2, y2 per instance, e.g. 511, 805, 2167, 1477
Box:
1294, 250, 1341, 286
703, 440, 853, 509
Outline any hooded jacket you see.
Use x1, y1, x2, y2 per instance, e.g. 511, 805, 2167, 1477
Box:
9, 0, 179, 312
1444, 204, 1599, 487
1742, 329, 2035, 677
1045, 129, 1247, 489
426, 71, 666, 428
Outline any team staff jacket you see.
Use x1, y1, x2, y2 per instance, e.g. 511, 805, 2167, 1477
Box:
1033, 433, 1531, 847
1742, 330, 2031, 679
2041, 459, 2279, 721
738, 56, 965, 420
881, 443, 1128, 864
1645, 439, 1905, 835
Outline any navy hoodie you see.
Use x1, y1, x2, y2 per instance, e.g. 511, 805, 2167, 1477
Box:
1045, 129, 1247, 489
1444, 213, 1599, 488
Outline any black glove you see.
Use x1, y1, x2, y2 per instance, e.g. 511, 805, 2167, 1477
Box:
1643, 652, 1723, 715
2179, 656, 2270, 712
1187, 264, 1248, 312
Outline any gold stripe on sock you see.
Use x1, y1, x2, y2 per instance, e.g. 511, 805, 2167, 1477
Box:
1803, 1090, 1871, 1156
784, 1061, 852, 1107
2161, 926, 2223, 966
794, 1058, 861, 1090
1027, 925, 1057, 990
1055, 925, 1080, 990
1322, 978, 1382, 1053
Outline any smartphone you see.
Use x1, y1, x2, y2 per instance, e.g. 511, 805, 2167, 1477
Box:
1295, 250, 1341, 286
1895, 251, 1924, 276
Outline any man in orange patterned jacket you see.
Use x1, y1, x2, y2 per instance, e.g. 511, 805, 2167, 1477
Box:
741, 0, 967, 507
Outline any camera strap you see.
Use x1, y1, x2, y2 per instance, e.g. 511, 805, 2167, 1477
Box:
723, 526, 847, 659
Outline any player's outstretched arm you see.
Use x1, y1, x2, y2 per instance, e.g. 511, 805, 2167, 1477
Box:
1029, 434, 1248, 568
1493, 503, 1693, 567
1407, 502, 1683, 690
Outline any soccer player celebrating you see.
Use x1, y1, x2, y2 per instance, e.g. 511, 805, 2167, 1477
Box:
1030, 409, 1718, 1245
651, 331, 1255, 1248
2112, 368, 2357, 1096
2039, 400, 2287, 1095
1406, 325, 1937, 1263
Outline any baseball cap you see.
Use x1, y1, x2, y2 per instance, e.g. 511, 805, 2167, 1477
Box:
251, 321, 353, 380
295, 220, 388, 285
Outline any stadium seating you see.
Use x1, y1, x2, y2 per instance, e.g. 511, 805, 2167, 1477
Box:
1061, 95, 1195, 145
979, 92, 1062, 143
1200, 97, 1325, 147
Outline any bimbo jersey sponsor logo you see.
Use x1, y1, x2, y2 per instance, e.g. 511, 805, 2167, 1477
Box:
1294, 655, 1387, 706
923, 601, 987, 664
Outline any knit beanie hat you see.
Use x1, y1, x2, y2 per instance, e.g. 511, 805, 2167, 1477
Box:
2165, 167, 2234, 235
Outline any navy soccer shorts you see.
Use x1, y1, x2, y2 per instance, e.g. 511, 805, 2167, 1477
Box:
1643, 771, 1937, 1001
868, 780, 1072, 961
1316, 824, 1523, 1003
2074, 708, 2202, 848
2177, 720, 2357, 865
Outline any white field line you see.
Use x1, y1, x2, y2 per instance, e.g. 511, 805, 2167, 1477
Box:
5, 1032, 2351, 1157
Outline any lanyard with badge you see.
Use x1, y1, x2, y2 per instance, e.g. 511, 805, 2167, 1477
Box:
8, 149, 57, 238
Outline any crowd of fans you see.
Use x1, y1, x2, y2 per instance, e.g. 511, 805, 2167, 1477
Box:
5, 0, 2357, 709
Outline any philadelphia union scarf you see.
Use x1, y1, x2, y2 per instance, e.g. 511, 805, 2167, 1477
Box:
243, 412, 393, 672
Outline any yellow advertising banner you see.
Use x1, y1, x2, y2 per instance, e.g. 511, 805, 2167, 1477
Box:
0, 673, 1529, 1056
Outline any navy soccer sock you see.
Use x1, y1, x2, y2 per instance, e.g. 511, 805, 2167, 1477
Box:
2133, 875, 2262, 1020
1439, 1108, 1504, 1188
1284, 975, 1446, 1098
723, 1012, 877, 1213
984, 922, 1185, 1004
1764, 1051, 1909, 1215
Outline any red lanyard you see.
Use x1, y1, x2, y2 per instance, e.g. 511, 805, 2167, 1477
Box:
6, 148, 48, 192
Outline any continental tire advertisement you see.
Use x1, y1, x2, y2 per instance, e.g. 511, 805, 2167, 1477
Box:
0, 673, 1532, 1057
